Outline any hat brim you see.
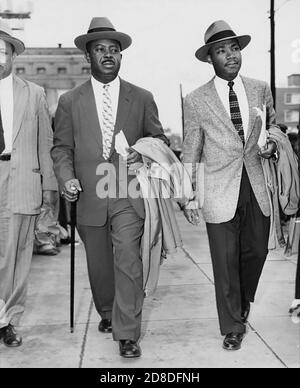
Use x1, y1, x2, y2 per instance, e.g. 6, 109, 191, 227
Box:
195, 35, 251, 62
74, 31, 132, 52
0, 34, 25, 55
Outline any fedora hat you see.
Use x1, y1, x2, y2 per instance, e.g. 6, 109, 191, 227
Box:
195, 20, 251, 62
74, 17, 132, 52
0, 19, 25, 55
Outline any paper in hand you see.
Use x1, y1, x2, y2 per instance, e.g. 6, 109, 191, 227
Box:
115, 130, 129, 158
254, 104, 267, 149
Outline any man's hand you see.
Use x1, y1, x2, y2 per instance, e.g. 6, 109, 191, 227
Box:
61, 179, 82, 202
126, 148, 142, 166
183, 209, 200, 226
258, 140, 277, 159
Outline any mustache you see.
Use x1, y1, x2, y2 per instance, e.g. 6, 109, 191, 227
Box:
101, 58, 115, 64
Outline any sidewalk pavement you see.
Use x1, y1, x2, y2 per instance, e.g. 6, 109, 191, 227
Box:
0, 208, 299, 368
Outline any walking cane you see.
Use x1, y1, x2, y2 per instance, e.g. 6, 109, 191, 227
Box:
70, 201, 76, 333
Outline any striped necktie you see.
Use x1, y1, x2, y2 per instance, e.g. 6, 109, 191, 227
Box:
228, 81, 245, 145
102, 84, 114, 160
0, 110, 5, 154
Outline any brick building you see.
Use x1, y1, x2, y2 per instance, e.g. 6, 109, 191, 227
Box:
276, 74, 300, 132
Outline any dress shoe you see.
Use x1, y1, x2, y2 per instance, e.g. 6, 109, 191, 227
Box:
119, 340, 141, 358
98, 319, 112, 333
289, 299, 300, 314
223, 332, 244, 351
241, 301, 251, 323
0, 324, 22, 347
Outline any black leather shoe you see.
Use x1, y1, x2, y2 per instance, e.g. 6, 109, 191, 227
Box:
223, 332, 244, 351
241, 301, 251, 323
0, 324, 22, 347
98, 319, 112, 333
119, 340, 141, 358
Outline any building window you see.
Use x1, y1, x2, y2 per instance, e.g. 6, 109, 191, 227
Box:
58, 67, 67, 74
16, 67, 25, 74
82, 67, 90, 74
285, 93, 300, 105
37, 67, 46, 74
284, 110, 299, 123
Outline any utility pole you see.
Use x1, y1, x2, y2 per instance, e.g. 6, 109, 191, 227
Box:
270, 0, 276, 106
180, 83, 184, 142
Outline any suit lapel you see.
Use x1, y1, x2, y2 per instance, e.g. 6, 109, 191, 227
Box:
204, 79, 238, 136
12, 76, 28, 144
79, 80, 103, 151
242, 76, 259, 144
109, 78, 132, 157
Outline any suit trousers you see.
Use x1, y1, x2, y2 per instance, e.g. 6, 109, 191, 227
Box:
77, 198, 144, 342
0, 161, 36, 329
206, 166, 270, 336
296, 240, 300, 299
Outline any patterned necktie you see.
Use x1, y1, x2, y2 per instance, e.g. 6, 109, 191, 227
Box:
0, 109, 5, 154
102, 84, 114, 160
228, 81, 245, 145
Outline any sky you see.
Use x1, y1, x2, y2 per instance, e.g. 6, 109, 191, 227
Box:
1, 0, 300, 135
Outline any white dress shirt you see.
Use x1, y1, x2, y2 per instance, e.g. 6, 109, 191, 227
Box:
91, 75, 120, 134
214, 74, 249, 139
0, 73, 14, 154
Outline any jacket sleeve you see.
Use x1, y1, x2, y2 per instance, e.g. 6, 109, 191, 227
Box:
264, 82, 277, 128
51, 94, 76, 190
38, 90, 58, 191
143, 92, 170, 146
182, 94, 204, 190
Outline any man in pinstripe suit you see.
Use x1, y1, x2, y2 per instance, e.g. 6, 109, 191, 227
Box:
0, 21, 57, 347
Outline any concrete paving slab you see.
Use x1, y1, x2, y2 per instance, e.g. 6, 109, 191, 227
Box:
142, 284, 218, 322
81, 320, 285, 368
156, 254, 212, 286
22, 245, 92, 327
0, 324, 85, 368
259, 261, 298, 283
199, 261, 298, 287
88, 284, 218, 326
22, 288, 92, 327
249, 317, 300, 368
250, 281, 295, 318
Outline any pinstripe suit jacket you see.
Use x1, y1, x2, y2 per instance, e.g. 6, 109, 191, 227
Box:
183, 76, 276, 224
7, 76, 57, 215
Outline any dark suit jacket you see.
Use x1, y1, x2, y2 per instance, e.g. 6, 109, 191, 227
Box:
51, 78, 167, 226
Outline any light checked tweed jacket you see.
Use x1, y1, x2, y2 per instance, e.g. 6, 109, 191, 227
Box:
183, 76, 277, 224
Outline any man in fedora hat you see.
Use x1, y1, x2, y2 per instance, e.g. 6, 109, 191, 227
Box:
51, 17, 168, 358
182, 20, 279, 351
0, 20, 57, 347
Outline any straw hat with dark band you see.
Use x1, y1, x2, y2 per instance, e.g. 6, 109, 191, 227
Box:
195, 20, 251, 62
75, 17, 132, 52
0, 19, 25, 55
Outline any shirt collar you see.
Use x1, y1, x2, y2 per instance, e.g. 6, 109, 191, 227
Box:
91, 75, 120, 90
214, 74, 242, 89
0, 73, 13, 87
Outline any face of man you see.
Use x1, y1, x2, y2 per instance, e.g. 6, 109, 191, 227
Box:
85, 39, 122, 83
0, 40, 16, 79
207, 38, 242, 81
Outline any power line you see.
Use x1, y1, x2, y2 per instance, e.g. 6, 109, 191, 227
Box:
275, 0, 292, 12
